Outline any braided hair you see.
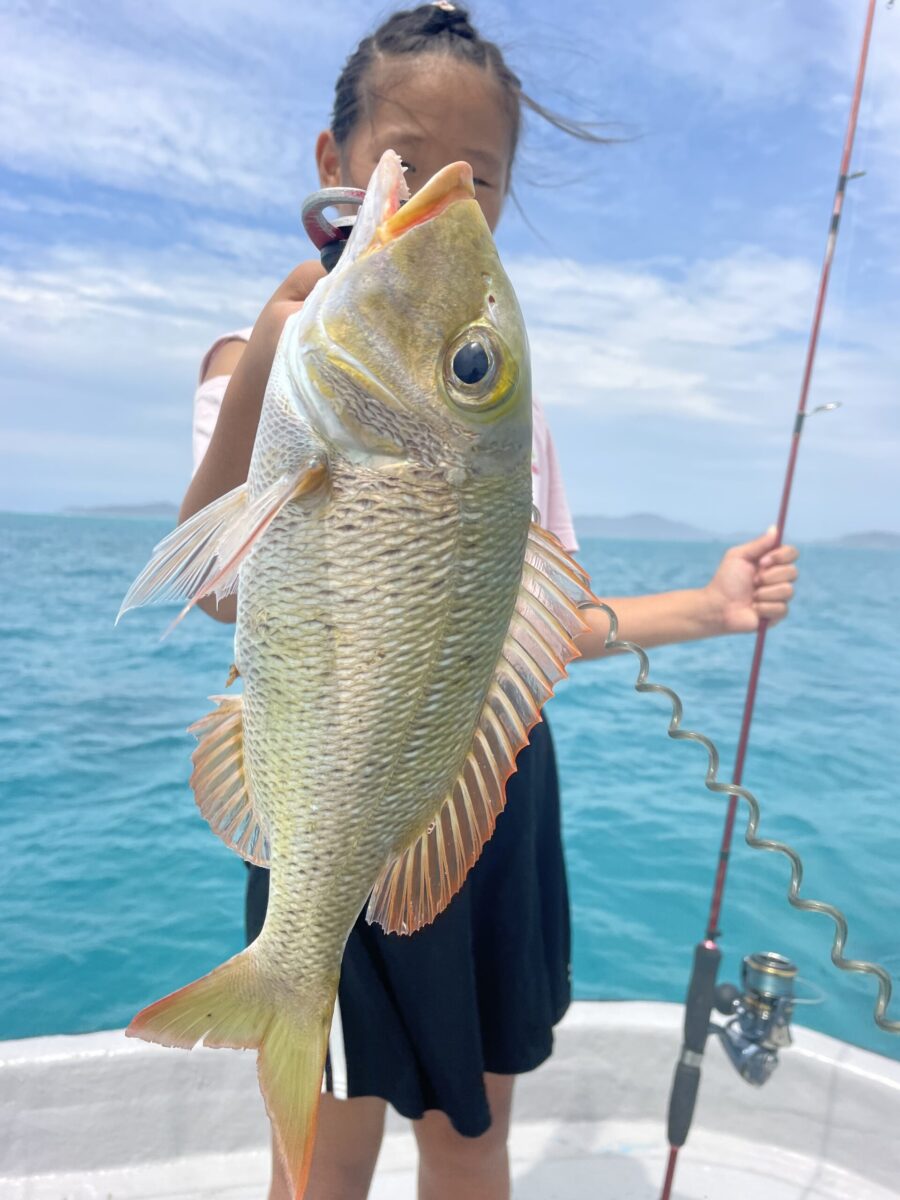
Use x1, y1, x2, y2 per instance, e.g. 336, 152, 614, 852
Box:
331, 4, 610, 169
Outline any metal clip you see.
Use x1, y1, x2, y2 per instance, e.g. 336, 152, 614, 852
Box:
796, 400, 841, 432
301, 187, 366, 272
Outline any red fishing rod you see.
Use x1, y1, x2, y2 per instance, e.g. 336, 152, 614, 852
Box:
660, 3, 880, 1196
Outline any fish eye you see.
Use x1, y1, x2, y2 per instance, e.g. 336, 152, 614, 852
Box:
442, 327, 511, 413
452, 340, 492, 386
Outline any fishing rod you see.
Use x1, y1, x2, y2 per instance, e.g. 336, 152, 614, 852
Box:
660, 2, 882, 1196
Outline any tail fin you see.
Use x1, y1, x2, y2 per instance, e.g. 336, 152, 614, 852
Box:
127, 951, 333, 1199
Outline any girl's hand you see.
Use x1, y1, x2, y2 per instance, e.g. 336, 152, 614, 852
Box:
704, 529, 799, 634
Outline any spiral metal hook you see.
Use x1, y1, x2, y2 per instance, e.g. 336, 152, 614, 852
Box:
583, 600, 899, 1034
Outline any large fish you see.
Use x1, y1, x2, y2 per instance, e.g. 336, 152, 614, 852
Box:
119, 150, 596, 1198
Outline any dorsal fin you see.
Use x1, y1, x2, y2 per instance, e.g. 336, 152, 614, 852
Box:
366, 523, 597, 936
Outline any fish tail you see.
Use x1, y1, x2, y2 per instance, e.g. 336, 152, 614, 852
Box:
127, 950, 333, 1199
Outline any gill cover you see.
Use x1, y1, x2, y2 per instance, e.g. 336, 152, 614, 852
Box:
285, 150, 531, 466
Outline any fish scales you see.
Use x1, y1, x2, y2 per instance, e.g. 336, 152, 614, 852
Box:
117, 154, 596, 1199
240, 463, 530, 978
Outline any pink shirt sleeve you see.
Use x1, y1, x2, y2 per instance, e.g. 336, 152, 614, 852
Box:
192, 328, 253, 475
531, 399, 579, 552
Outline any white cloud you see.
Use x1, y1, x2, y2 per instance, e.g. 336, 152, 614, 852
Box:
1, 0, 895, 535
0, 237, 277, 364
509, 250, 836, 423
633, 1, 900, 217
0, 7, 328, 211
631, 0, 840, 105
2, 228, 896, 533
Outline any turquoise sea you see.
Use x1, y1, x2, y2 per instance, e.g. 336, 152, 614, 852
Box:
2, 512, 898, 1060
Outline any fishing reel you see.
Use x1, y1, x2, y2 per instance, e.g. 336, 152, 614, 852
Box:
710, 951, 797, 1086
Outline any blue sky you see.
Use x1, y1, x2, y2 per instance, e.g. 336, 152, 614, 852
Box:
1, 0, 898, 537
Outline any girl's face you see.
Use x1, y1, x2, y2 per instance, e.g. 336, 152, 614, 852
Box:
317, 55, 515, 233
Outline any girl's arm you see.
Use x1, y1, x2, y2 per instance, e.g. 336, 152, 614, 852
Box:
182, 262, 325, 623
576, 529, 799, 659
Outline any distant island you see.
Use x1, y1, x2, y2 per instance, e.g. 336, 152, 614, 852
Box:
63, 502, 179, 519
575, 513, 720, 541
574, 513, 900, 549
831, 531, 900, 551
52, 505, 899, 550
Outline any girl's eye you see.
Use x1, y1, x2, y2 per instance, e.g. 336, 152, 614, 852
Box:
400, 159, 416, 175
452, 340, 492, 385
473, 177, 493, 189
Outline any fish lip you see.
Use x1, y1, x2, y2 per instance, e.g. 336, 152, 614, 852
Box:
372, 161, 475, 248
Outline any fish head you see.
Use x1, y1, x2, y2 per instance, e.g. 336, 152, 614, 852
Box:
287, 150, 531, 475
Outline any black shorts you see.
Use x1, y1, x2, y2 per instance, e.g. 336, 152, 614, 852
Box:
244, 717, 570, 1138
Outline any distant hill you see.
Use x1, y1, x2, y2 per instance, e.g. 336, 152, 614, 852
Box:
574, 513, 719, 541
829, 531, 900, 551
573, 514, 900, 548
63, 502, 178, 519
52, 506, 900, 550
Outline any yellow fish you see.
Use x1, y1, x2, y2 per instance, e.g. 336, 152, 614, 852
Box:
118, 150, 596, 1198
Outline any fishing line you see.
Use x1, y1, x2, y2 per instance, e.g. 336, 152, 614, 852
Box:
582, 598, 899, 1035
821, 43, 875, 364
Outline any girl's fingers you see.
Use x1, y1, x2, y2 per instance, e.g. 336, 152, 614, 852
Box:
756, 601, 789, 623
758, 545, 800, 569
754, 582, 794, 604
733, 529, 779, 561
755, 564, 799, 586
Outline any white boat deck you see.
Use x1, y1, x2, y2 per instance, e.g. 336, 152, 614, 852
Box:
3, 1002, 899, 1199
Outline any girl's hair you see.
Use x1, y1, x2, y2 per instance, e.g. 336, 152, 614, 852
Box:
331, 3, 612, 166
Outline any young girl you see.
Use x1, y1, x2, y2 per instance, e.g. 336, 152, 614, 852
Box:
184, 6, 799, 1199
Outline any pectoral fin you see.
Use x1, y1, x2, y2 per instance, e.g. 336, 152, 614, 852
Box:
366, 523, 597, 936
116, 457, 328, 625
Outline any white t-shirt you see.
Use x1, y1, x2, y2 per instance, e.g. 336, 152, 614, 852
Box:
194, 329, 578, 553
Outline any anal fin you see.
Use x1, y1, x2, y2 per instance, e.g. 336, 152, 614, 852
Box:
366, 522, 597, 936
188, 693, 269, 867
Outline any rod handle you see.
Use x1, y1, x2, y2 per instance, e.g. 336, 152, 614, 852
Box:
667, 1061, 701, 1148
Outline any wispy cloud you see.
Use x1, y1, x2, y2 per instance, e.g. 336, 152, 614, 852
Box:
0, 6, 331, 212
1, 0, 896, 536
634, 1, 900, 215
512, 250, 820, 422
0, 238, 275, 355
3, 228, 895, 533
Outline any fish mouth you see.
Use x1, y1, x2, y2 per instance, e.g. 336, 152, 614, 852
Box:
374, 161, 475, 247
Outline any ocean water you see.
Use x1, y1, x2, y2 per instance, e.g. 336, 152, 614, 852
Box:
2, 512, 898, 1062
